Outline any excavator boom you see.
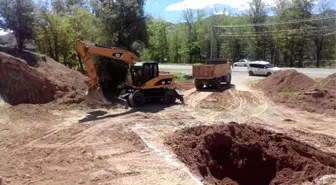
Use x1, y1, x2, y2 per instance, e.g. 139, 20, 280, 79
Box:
75, 40, 139, 105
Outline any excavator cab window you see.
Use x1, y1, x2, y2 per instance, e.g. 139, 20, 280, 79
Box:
131, 62, 159, 87
143, 63, 159, 80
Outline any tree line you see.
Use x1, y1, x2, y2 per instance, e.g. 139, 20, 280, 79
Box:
0, 0, 335, 68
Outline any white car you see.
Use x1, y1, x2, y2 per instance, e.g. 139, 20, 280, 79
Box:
233, 59, 251, 67
247, 61, 281, 76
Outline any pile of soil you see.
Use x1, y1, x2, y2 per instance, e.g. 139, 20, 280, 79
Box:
314, 73, 336, 93
165, 123, 336, 185
0, 49, 87, 106
257, 70, 336, 116
257, 70, 315, 93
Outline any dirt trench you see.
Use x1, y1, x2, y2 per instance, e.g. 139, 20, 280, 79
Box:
165, 123, 336, 185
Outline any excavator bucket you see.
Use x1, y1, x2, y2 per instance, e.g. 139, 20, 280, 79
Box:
85, 87, 111, 105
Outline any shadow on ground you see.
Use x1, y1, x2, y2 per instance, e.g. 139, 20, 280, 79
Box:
78, 103, 179, 123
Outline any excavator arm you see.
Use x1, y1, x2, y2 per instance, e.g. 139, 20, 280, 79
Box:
75, 40, 140, 105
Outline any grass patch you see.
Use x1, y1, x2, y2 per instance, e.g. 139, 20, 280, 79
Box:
279, 91, 301, 96
312, 77, 324, 82
172, 72, 191, 82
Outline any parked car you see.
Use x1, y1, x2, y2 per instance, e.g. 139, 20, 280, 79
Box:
247, 61, 281, 76
233, 59, 251, 67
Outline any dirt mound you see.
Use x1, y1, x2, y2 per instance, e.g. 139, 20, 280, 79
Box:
165, 123, 336, 185
257, 70, 315, 93
315, 73, 336, 93
0, 50, 87, 106
257, 71, 336, 116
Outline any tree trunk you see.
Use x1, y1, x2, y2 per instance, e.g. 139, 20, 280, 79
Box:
43, 11, 59, 62
315, 37, 323, 68
216, 41, 221, 58
18, 39, 24, 52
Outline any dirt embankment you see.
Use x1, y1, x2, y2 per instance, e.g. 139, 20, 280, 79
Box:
165, 123, 336, 185
0, 48, 87, 106
257, 70, 336, 116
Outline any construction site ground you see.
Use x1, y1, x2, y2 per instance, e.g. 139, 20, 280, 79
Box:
1, 73, 336, 185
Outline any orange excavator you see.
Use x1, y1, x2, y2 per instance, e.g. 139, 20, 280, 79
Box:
75, 40, 183, 107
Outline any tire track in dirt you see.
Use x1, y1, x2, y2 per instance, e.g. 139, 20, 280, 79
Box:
186, 91, 214, 108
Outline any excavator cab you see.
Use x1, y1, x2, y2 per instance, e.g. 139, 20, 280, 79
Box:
130, 62, 159, 87
124, 61, 184, 107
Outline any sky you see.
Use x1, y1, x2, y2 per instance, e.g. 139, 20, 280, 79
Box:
145, 0, 336, 23
144, 0, 249, 23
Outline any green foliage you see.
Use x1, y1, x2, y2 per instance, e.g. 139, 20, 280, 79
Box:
0, 0, 35, 51
91, 0, 148, 53
140, 17, 169, 62
172, 72, 189, 82
5, 0, 333, 69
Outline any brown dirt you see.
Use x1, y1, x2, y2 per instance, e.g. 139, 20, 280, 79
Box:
319, 73, 336, 91
176, 80, 194, 90
257, 70, 336, 116
165, 123, 336, 185
0, 49, 87, 106
199, 89, 254, 111
257, 70, 315, 93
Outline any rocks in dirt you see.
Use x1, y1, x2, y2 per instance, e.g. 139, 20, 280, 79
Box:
165, 123, 336, 185
0, 48, 87, 106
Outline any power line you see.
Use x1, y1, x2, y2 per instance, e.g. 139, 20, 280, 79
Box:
214, 26, 335, 35
213, 16, 336, 28
215, 32, 336, 38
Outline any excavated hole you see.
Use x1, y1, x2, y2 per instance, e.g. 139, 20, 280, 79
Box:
165, 123, 336, 185
203, 133, 276, 185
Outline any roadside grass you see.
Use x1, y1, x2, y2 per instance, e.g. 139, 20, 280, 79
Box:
312, 77, 324, 82
172, 72, 192, 82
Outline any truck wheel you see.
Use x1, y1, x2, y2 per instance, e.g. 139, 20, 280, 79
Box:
164, 90, 176, 105
249, 71, 254, 76
128, 90, 145, 107
266, 72, 272, 76
215, 79, 222, 89
226, 74, 232, 85
195, 79, 203, 90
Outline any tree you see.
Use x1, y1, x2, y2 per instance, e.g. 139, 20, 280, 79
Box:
91, 0, 148, 53
141, 17, 169, 62
0, 0, 35, 51
182, 9, 206, 63
248, 0, 269, 60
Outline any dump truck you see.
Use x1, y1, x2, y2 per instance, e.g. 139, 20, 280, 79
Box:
192, 58, 231, 90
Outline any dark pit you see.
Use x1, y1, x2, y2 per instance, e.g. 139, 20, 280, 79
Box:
165, 123, 336, 185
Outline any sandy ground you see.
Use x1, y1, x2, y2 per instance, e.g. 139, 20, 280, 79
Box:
0, 74, 335, 185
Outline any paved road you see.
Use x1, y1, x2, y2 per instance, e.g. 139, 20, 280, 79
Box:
159, 64, 335, 77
